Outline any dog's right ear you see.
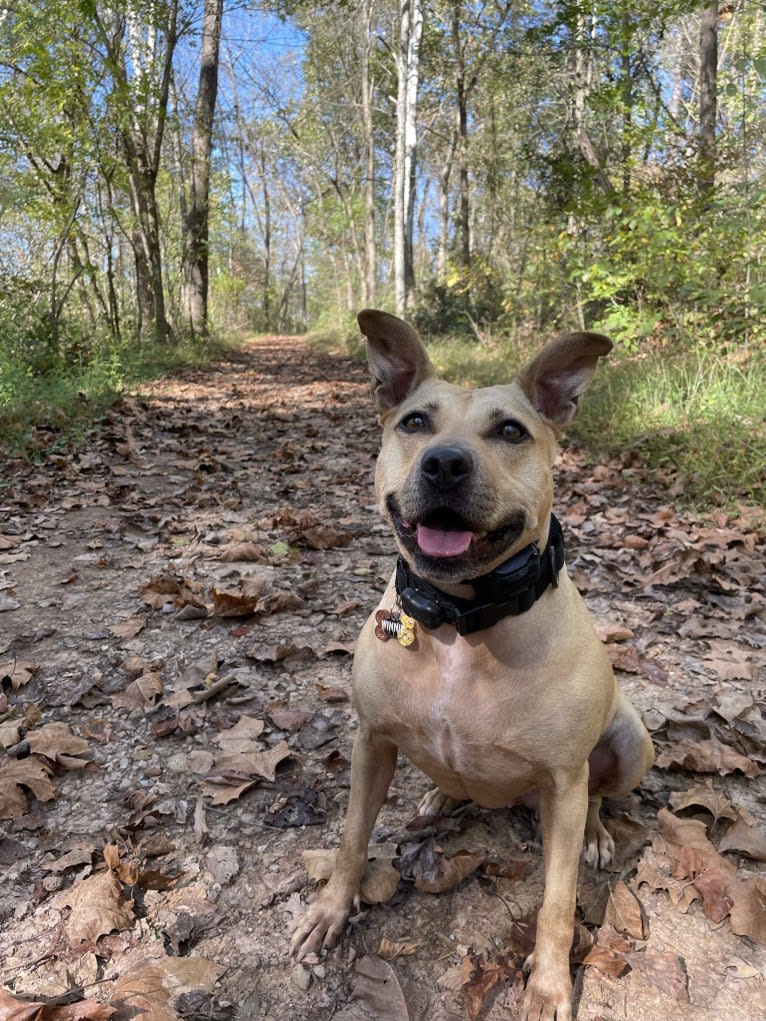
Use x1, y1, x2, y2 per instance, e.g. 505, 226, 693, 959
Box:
358, 309, 435, 414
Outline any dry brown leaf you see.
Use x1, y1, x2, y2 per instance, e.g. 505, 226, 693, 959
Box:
348, 955, 409, 1021
0, 987, 115, 1020
199, 777, 256, 805
109, 616, 146, 639
718, 817, 766, 862
460, 952, 517, 1021
49, 843, 97, 872
139, 576, 184, 609
729, 877, 766, 944
111, 672, 163, 711
627, 951, 689, 1002
583, 923, 633, 977
415, 848, 482, 894
378, 936, 419, 960
214, 715, 265, 751
59, 868, 134, 943
268, 705, 310, 732
656, 737, 760, 778
219, 542, 267, 562
602, 881, 649, 940
315, 682, 349, 702
703, 647, 756, 682
595, 624, 634, 643
110, 955, 222, 1021
483, 858, 529, 881
0, 659, 38, 690
641, 809, 766, 943
668, 782, 738, 824
0, 755, 56, 818
210, 576, 267, 617
213, 741, 293, 782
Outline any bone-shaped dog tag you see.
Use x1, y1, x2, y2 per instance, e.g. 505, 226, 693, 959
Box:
374, 608, 416, 647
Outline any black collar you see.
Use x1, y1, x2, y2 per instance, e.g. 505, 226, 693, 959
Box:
395, 514, 565, 636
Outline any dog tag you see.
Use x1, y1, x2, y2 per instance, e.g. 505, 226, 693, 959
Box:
374, 608, 416, 647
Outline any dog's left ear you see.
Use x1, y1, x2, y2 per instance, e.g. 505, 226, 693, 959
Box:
358, 309, 436, 414
517, 331, 613, 431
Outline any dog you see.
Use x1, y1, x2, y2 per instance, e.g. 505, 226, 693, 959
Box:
291, 309, 654, 1021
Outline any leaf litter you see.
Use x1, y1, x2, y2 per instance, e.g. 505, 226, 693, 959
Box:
0, 336, 764, 1020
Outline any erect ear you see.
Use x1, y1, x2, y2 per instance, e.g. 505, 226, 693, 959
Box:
358, 309, 436, 414
516, 331, 613, 431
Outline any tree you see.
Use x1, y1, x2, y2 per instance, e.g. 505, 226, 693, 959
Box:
393, 0, 423, 314
181, 0, 224, 337
698, 1, 718, 198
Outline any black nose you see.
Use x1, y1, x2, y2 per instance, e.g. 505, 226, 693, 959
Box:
420, 445, 474, 491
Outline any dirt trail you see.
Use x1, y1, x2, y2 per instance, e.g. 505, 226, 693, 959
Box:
0, 336, 764, 1021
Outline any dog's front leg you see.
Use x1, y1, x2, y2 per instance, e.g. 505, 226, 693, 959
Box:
290, 726, 397, 961
522, 766, 589, 1021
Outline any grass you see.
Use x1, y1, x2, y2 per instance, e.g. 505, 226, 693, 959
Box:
3, 321, 764, 513
422, 335, 766, 511
0, 332, 232, 456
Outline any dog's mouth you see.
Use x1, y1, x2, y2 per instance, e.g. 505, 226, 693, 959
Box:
387, 496, 525, 573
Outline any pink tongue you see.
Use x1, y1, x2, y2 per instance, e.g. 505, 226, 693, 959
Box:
416, 524, 474, 558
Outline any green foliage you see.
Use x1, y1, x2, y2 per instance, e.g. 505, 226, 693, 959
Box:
413, 258, 507, 339
0, 318, 221, 453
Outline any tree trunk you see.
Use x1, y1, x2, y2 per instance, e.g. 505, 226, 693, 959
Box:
361, 0, 376, 307
181, 0, 224, 337
394, 0, 423, 314
698, 2, 718, 199
452, 0, 471, 268
572, 9, 615, 197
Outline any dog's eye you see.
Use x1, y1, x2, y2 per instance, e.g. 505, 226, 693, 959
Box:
399, 412, 429, 434
498, 420, 528, 443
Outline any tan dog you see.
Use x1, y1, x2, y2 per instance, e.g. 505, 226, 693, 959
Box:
291, 310, 654, 1021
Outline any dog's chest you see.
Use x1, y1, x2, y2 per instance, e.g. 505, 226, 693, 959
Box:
375, 638, 541, 802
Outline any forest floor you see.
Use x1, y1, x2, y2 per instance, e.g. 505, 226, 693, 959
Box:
1, 335, 765, 1021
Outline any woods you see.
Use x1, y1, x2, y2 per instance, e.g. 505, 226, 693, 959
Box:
1, 0, 765, 354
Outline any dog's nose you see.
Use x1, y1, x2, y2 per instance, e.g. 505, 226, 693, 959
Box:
420, 445, 474, 491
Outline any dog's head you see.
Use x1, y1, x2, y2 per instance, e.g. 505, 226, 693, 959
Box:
359, 309, 612, 585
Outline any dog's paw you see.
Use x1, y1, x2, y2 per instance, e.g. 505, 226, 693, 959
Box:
417, 787, 465, 817
583, 816, 615, 869
289, 886, 354, 961
521, 966, 573, 1021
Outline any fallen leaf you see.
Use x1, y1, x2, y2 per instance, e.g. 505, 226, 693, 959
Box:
414, 847, 482, 894
59, 868, 134, 943
668, 783, 738, 824
628, 950, 689, 1002
0, 987, 116, 1019
378, 936, 419, 960
211, 576, 267, 617
656, 737, 760, 778
109, 616, 146, 639
460, 951, 517, 1021
27, 722, 91, 763
348, 955, 409, 1021
718, 817, 766, 862
111, 672, 163, 711
0, 756, 56, 818
583, 923, 633, 977
0, 660, 39, 690
110, 954, 223, 1020
595, 624, 634, 643
602, 881, 649, 940
219, 541, 267, 562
